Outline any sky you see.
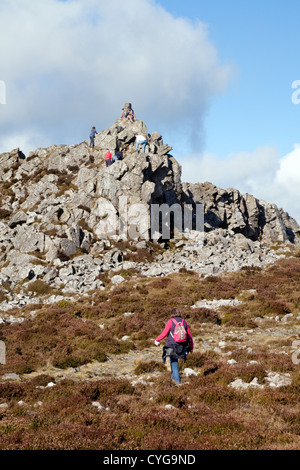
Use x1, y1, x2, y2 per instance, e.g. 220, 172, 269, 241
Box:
1, 0, 300, 223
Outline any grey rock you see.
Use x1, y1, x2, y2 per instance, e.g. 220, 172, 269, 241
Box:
281, 313, 294, 323
265, 372, 292, 388
111, 275, 125, 285
1, 373, 20, 381
43, 268, 59, 283
157, 144, 173, 156
192, 298, 242, 310
150, 131, 163, 145
12, 226, 45, 253
59, 265, 75, 280
8, 211, 27, 228
67, 225, 85, 247
58, 238, 78, 257
181, 181, 300, 246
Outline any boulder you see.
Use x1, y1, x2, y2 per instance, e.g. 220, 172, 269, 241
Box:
8, 211, 27, 229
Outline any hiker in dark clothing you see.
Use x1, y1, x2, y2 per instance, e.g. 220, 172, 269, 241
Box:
115, 151, 123, 160
112, 151, 123, 163
155, 308, 193, 384
90, 126, 97, 148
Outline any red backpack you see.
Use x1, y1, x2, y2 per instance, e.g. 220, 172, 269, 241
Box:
170, 318, 187, 343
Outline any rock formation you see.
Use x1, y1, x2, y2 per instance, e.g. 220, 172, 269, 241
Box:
0, 116, 299, 308
181, 181, 300, 245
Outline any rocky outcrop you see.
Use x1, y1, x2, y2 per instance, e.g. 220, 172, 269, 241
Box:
0, 118, 181, 253
0, 117, 299, 304
181, 181, 300, 245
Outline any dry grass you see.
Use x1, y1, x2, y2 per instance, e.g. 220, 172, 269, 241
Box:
0, 209, 11, 220
0, 306, 135, 375
0, 255, 300, 449
0, 367, 299, 450
24, 280, 54, 296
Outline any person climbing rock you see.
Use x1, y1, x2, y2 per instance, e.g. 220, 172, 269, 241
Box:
155, 308, 193, 384
135, 134, 148, 152
89, 126, 97, 148
105, 151, 113, 167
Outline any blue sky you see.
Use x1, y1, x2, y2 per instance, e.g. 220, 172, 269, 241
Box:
159, 0, 300, 157
1, 0, 300, 222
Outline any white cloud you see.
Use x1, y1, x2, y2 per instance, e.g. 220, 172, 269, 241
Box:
0, 0, 232, 154
0, 130, 50, 156
272, 144, 300, 223
1, 1, 298, 227
181, 144, 300, 224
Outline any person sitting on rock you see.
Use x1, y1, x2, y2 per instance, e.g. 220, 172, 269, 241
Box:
126, 108, 135, 122
135, 134, 148, 152
105, 151, 113, 167
112, 151, 123, 163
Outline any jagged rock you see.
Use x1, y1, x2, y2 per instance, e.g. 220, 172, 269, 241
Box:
0, 149, 24, 183
43, 268, 59, 283
58, 238, 78, 258
67, 225, 85, 247
8, 211, 27, 229
0, 117, 299, 297
74, 167, 97, 192
181, 181, 299, 245
12, 226, 45, 253
150, 131, 163, 145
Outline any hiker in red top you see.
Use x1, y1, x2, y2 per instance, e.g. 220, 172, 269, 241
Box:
105, 151, 112, 167
155, 308, 193, 384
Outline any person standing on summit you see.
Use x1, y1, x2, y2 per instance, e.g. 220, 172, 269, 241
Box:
89, 126, 97, 148
155, 308, 193, 384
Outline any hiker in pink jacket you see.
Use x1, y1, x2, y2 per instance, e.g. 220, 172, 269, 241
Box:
105, 151, 113, 167
155, 308, 193, 384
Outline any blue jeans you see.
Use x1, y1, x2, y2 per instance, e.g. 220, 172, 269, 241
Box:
90, 136, 94, 147
170, 357, 181, 383
135, 140, 147, 152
